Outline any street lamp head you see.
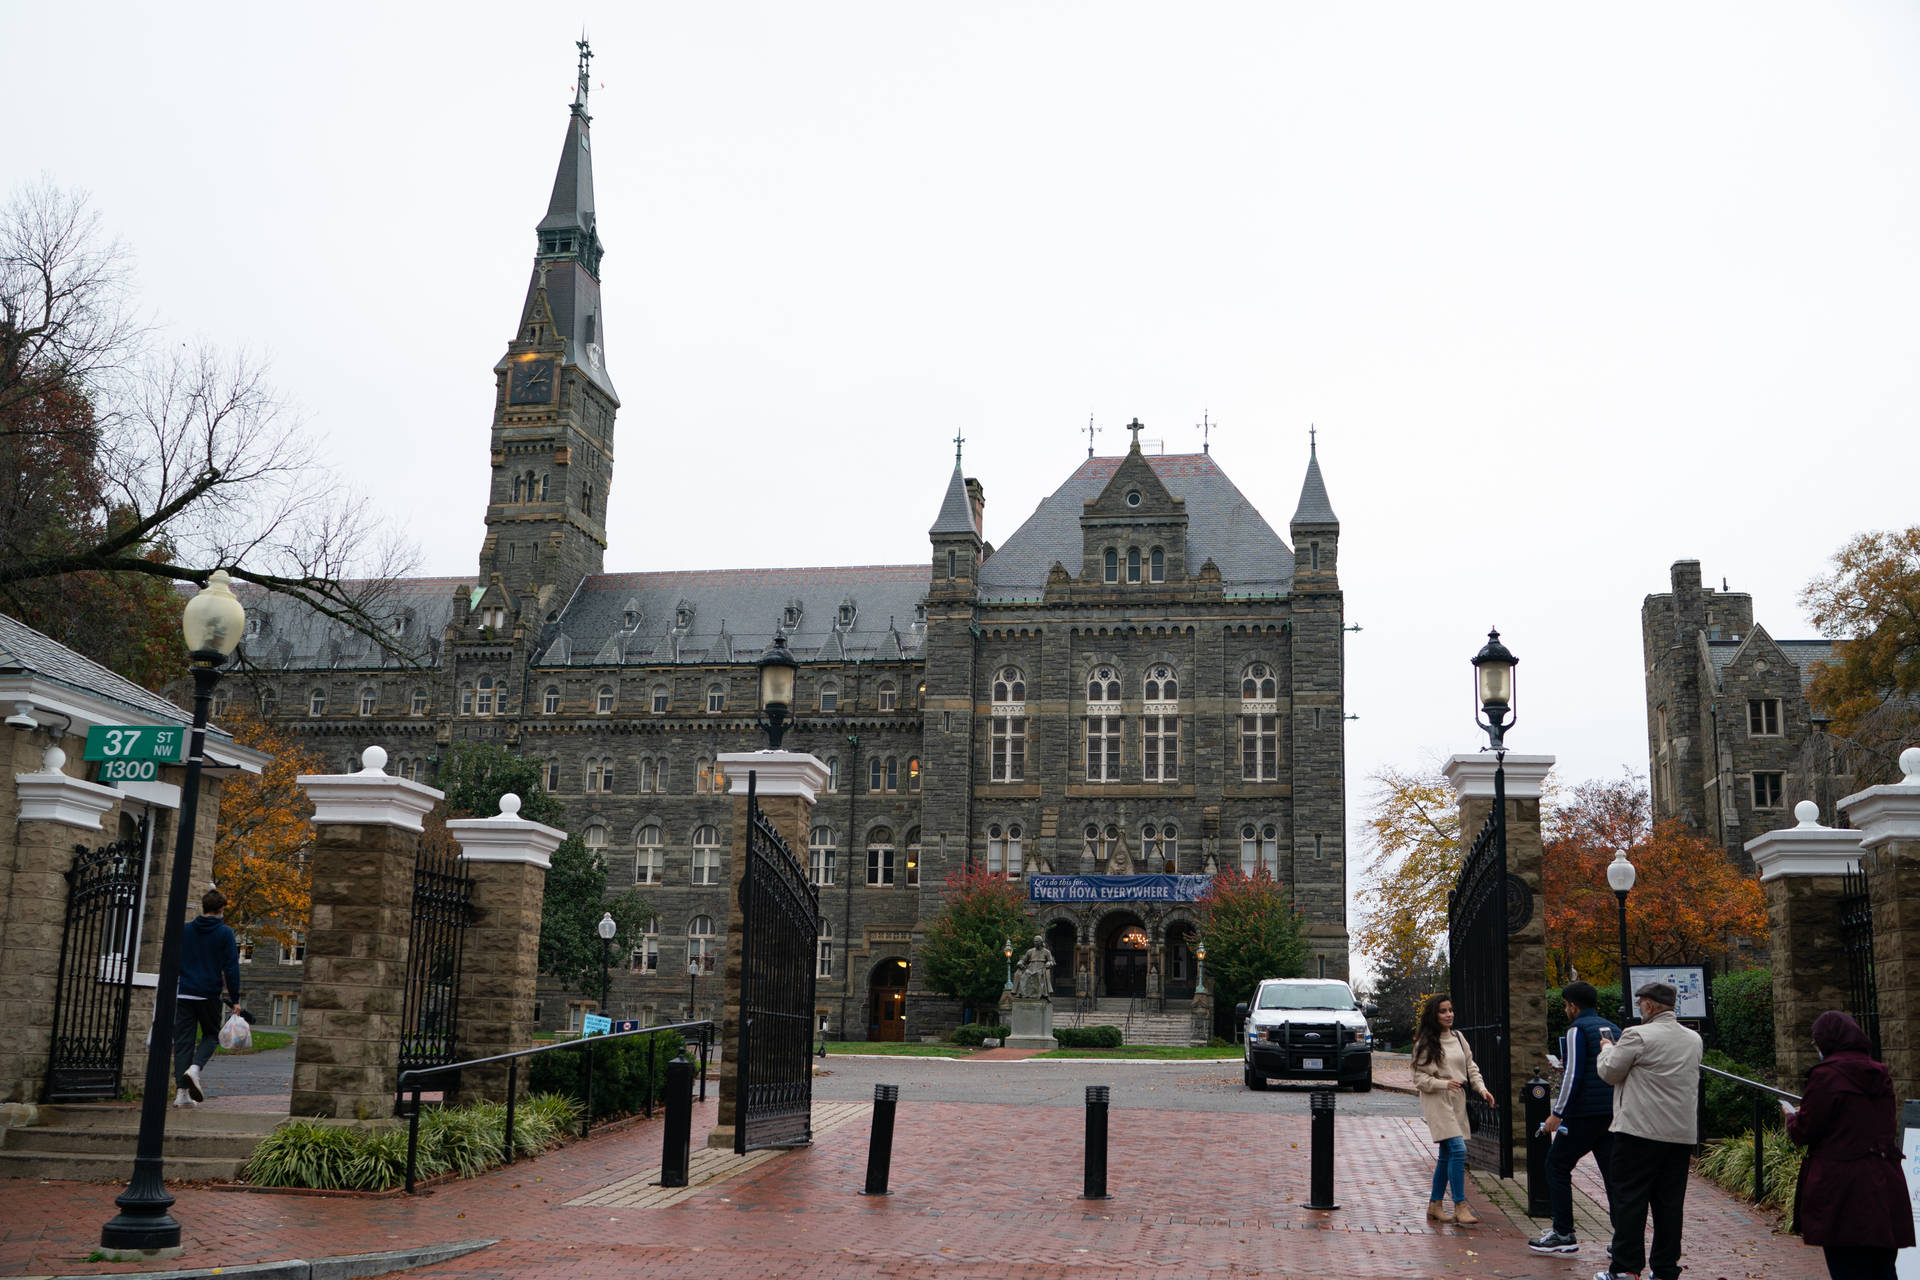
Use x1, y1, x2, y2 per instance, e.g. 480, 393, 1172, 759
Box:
1606, 849, 1637, 894
1471, 627, 1517, 745
1004, 937, 1014, 959
757, 632, 798, 749
1195, 939, 1206, 962
688, 959, 701, 978
597, 911, 617, 941
183, 570, 247, 661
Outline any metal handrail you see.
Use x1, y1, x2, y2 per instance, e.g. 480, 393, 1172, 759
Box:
1698, 1061, 1802, 1205
394, 1018, 715, 1193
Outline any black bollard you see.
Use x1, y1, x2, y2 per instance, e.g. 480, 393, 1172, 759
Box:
1082, 1085, 1110, 1200
1524, 1070, 1553, 1218
1303, 1088, 1340, 1210
658, 1052, 694, 1188
862, 1083, 900, 1196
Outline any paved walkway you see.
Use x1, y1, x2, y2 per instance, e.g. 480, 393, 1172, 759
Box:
1, 1091, 1817, 1279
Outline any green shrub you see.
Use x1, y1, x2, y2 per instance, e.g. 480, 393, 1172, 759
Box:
950, 1023, 1010, 1046
1698, 1126, 1803, 1230
1714, 968, 1774, 1069
1054, 1025, 1123, 1048
421, 1105, 503, 1177
244, 1119, 367, 1190
526, 1030, 685, 1119
343, 1126, 419, 1189
1546, 985, 1626, 1048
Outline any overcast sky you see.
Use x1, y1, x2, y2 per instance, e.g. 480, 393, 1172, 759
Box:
11, 3, 1920, 955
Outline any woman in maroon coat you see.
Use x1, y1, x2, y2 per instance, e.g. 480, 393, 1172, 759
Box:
1786, 1011, 1914, 1280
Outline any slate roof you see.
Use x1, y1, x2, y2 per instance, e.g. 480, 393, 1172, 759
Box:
929, 465, 976, 536
233, 578, 474, 670
976, 453, 1293, 599
0, 611, 233, 742
538, 566, 931, 667
1292, 444, 1338, 525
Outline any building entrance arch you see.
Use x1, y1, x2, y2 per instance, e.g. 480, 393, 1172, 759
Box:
1101, 915, 1150, 998
868, 957, 909, 1042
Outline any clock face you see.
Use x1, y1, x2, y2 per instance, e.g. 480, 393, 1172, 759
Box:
509, 359, 555, 405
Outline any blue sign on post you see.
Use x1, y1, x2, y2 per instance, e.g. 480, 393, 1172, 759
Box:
581, 1013, 613, 1037
612, 1019, 640, 1034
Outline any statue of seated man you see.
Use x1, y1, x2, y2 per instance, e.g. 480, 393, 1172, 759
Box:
1013, 934, 1055, 999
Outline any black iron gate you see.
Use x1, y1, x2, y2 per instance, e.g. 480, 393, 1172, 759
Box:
45, 825, 148, 1101
398, 839, 476, 1078
1447, 791, 1512, 1177
735, 771, 820, 1154
1838, 863, 1880, 1060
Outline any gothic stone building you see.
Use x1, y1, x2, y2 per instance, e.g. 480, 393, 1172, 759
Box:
1642, 559, 1838, 871
232, 56, 1350, 1039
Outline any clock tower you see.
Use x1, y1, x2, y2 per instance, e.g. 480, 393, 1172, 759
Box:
478, 39, 619, 616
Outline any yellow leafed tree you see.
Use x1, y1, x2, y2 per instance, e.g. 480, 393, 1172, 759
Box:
212, 703, 322, 948
1353, 765, 1462, 962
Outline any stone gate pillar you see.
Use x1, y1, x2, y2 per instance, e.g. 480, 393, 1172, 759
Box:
1839, 748, 1920, 1101
446, 794, 562, 1103
1746, 801, 1863, 1083
291, 747, 440, 1120
708, 749, 828, 1150
1442, 751, 1554, 1155
0, 745, 122, 1106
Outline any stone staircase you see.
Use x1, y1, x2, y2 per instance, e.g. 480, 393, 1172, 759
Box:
1062, 998, 1201, 1047
0, 1104, 282, 1182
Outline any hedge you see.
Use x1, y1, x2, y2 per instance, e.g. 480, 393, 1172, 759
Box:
527, 1029, 686, 1119
1053, 1025, 1123, 1049
950, 1023, 1011, 1046
1712, 968, 1774, 1070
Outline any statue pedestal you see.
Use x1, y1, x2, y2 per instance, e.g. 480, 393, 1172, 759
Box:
1005, 998, 1057, 1050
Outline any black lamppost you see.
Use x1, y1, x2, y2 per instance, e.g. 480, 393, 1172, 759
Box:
597, 911, 616, 1015
1607, 850, 1637, 1026
757, 633, 797, 749
101, 570, 246, 1256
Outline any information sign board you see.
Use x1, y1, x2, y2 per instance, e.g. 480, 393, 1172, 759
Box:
1627, 964, 1709, 1019
580, 1013, 612, 1037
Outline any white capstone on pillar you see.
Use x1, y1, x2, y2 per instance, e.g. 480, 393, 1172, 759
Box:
447, 794, 565, 1099
1838, 748, 1920, 1101
298, 745, 441, 830
15, 745, 120, 830
1747, 800, 1864, 1081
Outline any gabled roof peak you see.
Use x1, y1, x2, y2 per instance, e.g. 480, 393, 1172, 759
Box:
1292, 436, 1337, 526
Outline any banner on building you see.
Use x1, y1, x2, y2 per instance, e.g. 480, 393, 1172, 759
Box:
1028, 874, 1210, 903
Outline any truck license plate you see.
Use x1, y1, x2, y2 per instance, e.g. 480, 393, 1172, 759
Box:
1303, 1058, 1323, 1071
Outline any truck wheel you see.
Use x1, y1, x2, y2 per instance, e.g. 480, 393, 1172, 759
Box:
1244, 1066, 1268, 1091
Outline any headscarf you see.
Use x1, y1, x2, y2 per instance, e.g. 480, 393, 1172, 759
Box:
1808, 1010, 1889, 1099
1812, 1010, 1874, 1058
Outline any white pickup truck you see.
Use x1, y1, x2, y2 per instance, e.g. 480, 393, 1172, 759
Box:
1236, 978, 1375, 1091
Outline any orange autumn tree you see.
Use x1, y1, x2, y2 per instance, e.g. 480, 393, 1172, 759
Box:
212, 702, 323, 948
1542, 773, 1765, 985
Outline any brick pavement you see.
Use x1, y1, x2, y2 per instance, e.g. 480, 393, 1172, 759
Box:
0, 1096, 1817, 1279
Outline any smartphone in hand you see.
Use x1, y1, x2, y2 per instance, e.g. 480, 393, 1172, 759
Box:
1544, 1054, 1563, 1070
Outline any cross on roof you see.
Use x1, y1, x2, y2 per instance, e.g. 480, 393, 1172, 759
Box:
1084, 414, 1100, 458
1197, 411, 1216, 454
953, 429, 965, 465
1127, 417, 1144, 448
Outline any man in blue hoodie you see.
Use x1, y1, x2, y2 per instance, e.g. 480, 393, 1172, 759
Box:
173, 887, 242, 1108
1530, 980, 1620, 1254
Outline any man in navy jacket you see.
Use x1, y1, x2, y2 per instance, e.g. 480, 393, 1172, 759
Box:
173, 887, 242, 1107
1530, 980, 1619, 1254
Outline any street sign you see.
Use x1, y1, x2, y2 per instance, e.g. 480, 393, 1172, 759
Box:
84, 725, 186, 765
581, 1013, 612, 1037
612, 1019, 641, 1033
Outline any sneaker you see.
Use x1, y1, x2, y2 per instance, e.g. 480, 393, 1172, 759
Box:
183, 1063, 205, 1102
1593, 1271, 1637, 1280
172, 1088, 197, 1109
1529, 1230, 1579, 1254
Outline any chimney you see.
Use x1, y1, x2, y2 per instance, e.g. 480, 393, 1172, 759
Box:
964, 478, 986, 537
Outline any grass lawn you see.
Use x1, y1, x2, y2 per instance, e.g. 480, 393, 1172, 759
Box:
1036, 1045, 1240, 1060
220, 1029, 293, 1055
822, 1041, 973, 1057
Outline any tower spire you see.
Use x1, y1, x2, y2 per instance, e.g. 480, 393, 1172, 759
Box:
573, 34, 593, 121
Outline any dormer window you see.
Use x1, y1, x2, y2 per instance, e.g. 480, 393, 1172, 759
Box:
676, 606, 693, 629
784, 605, 801, 629
624, 609, 638, 629
838, 602, 854, 628
245, 615, 262, 639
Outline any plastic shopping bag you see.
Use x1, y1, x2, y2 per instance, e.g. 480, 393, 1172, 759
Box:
218, 1010, 252, 1052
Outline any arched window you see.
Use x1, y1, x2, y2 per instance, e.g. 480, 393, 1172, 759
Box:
866, 826, 896, 887
886, 756, 899, 791
308, 688, 326, 718
632, 916, 659, 971
1084, 823, 1117, 863
260, 688, 277, 717
544, 759, 561, 791
1150, 547, 1165, 582
639, 758, 654, 793
907, 756, 921, 792
706, 683, 725, 713
475, 676, 495, 717
809, 826, 836, 886
988, 824, 1024, 879
1143, 663, 1180, 783
651, 684, 669, 713
688, 915, 716, 972
817, 918, 834, 978
1142, 822, 1178, 872
586, 757, 612, 793
512, 474, 524, 503
869, 757, 883, 792
596, 685, 615, 714
1240, 823, 1280, 874
584, 823, 608, 855
826, 755, 840, 790
692, 825, 721, 885
410, 688, 428, 716
1126, 547, 1141, 583
1240, 663, 1279, 781
819, 681, 838, 712
877, 681, 897, 710
539, 474, 549, 502
1086, 665, 1122, 782
636, 826, 663, 885
697, 759, 717, 794
990, 666, 1027, 782
1103, 547, 1118, 583
358, 687, 376, 717
543, 686, 560, 715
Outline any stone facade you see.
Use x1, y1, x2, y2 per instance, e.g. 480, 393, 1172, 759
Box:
1642, 559, 1838, 869
1746, 806, 1861, 1084
225, 68, 1349, 1043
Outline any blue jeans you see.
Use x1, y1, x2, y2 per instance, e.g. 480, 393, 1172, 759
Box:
1430, 1136, 1467, 1203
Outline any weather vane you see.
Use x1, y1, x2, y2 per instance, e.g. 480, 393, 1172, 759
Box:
1084, 414, 1100, 458
1197, 410, 1216, 454
952, 429, 965, 465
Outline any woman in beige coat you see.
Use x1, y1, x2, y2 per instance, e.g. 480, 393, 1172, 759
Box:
1410, 994, 1497, 1224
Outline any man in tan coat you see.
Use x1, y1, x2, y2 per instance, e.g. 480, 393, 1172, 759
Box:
1591, 981, 1703, 1280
